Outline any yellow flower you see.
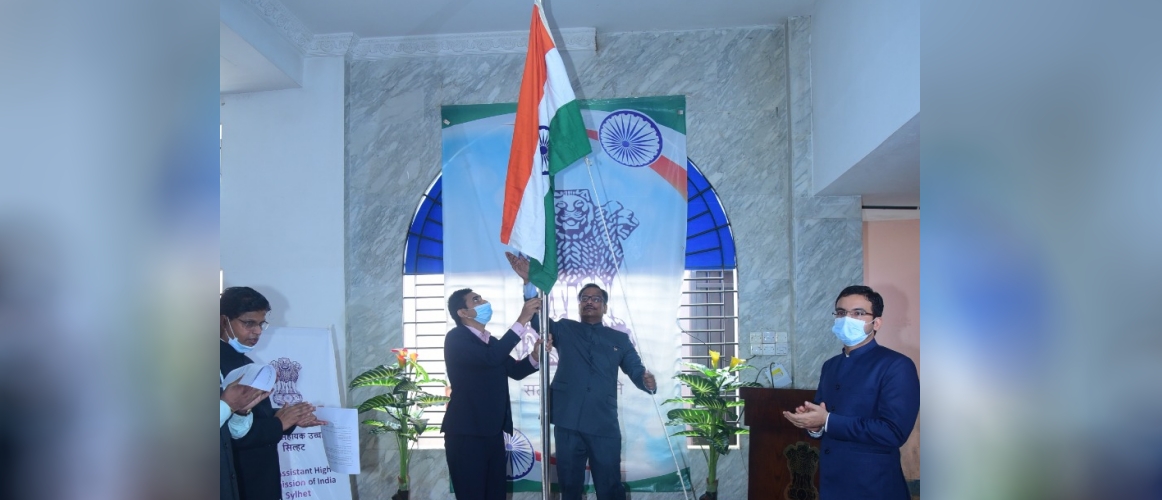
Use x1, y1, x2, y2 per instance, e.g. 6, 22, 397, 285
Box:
409, 352, 418, 363
709, 350, 721, 368
730, 356, 742, 369
392, 348, 407, 367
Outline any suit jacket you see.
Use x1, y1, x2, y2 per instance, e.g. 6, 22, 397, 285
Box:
220, 415, 240, 500
441, 325, 538, 436
544, 318, 651, 438
812, 339, 920, 500
220, 341, 297, 500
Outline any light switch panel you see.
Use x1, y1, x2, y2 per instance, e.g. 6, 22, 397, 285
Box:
774, 342, 789, 356
761, 344, 776, 356
749, 332, 763, 345
762, 331, 776, 344
775, 331, 789, 343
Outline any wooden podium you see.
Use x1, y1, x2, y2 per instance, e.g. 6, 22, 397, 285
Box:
739, 387, 820, 500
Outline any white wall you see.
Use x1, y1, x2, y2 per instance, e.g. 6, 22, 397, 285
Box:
220, 56, 348, 384
811, 0, 920, 192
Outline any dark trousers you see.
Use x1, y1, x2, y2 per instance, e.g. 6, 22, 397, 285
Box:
554, 427, 624, 500
445, 433, 506, 500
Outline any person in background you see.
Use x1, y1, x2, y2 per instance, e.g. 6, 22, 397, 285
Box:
783, 285, 920, 499
220, 286, 323, 500
441, 288, 549, 500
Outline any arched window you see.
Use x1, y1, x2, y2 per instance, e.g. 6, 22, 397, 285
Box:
402, 160, 738, 446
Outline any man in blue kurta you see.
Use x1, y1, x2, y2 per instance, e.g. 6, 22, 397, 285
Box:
506, 252, 658, 500
784, 285, 920, 499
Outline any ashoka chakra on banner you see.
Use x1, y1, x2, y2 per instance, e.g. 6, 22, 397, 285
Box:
599, 109, 663, 167
505, 429, 536, 480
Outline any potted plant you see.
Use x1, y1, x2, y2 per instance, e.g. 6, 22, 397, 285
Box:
351, 348, 450, 500
664, 350, 760, 500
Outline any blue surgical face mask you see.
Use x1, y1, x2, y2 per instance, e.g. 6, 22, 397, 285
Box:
832, 316, 870, 346
473, 303, 492, 325
224, 320, 254, 354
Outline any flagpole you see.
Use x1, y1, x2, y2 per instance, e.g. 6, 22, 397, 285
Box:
538, 289, 551, 500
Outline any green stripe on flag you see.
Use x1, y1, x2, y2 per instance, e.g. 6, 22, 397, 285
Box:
546, 99, 591, 175
527, 175, 559, 293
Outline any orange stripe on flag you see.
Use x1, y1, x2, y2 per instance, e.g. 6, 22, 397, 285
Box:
500, 5, 555, 244
649, 155, 688, 200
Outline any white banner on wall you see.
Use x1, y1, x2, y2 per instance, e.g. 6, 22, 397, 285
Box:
249, 326, 354, 500
440, 95, 691, 492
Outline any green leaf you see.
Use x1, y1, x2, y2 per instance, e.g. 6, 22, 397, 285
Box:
668, 430, 703, 438
662, 397, 695, 406
393, 380, 421, 394
728, 364, 756, 373
680, 361, 709, 373
362, 419, 402, 435
416, 395, 451, 407
419, 378, 448, 387
349, 365, 402, 388
726, 400, 747, 407
412, 362, 430, 381
666, 408, 716, 425
411, 418, 429, 436
682, 362, 721, 378
675, 374, 717, 397
736, 381, 763, 388
731, 428, 750, 435
692, 397, 727, 410
357, 394, 401, 413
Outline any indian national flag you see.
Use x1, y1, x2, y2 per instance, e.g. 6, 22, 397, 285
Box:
499, 3, 591, 293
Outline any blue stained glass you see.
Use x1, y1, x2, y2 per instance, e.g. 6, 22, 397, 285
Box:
684, 160, 736, 270
402, 161, 735, 274
402, 177, 444, 275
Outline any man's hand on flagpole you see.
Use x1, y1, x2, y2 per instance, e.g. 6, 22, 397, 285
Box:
505, 251, 531, 284
517, 296, 542, 324
530, 334, 552, 364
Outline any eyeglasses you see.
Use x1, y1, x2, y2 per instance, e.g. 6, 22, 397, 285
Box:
237, 319, 270, 331
834, 309, 874, 320
579, 295, 605, 304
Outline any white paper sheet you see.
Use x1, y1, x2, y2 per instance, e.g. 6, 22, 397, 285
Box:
220, 363, 277, 392
313, 407, 360, 475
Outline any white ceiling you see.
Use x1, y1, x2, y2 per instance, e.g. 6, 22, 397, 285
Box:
817, 113, 920, 207
221, 22, 299, 94
278, 0, 815, 38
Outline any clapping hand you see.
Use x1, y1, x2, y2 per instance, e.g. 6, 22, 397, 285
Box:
221, 380, 268, 415
783, 401, 828, 432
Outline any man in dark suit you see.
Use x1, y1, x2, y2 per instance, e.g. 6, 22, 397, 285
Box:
442, 288, 548, 500
506, 251, 658, 500
220, 286, 323, 500
783, 285, 920, 499
220, 380, 268, 500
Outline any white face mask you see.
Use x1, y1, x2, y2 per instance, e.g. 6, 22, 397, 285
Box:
223, 320, 254, 354
832, 316, 870, 346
